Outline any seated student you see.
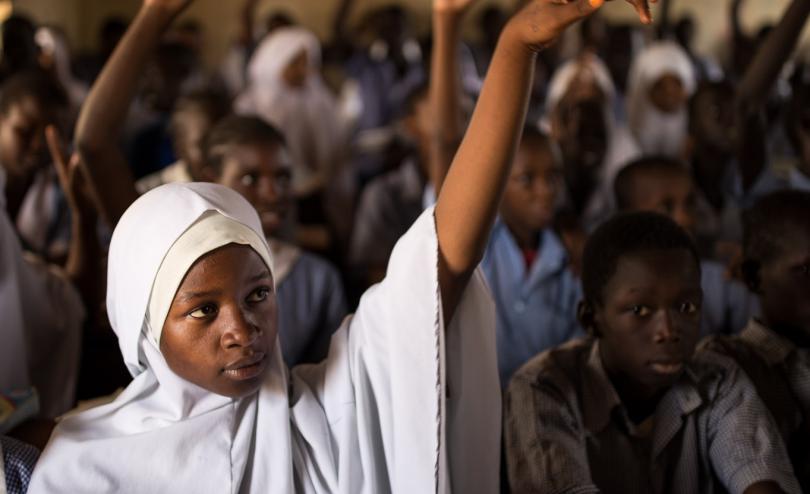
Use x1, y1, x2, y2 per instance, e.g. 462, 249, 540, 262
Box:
348, 85, 432, 288
31, 0, 620, 491
135, 88, 231, 193
0, 70, 72, 261
203, 115, 348, 366
482, 127, 582, 386
613, 156, 759, 336
505, 212, 799, 494
700, 190, 810, 490
1, 435, 39, 494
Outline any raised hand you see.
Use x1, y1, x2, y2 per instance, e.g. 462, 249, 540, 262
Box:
46, 126, 96, 216
621, 0, 657, 24
510, 0, 605, 52
143, 0, 193, 14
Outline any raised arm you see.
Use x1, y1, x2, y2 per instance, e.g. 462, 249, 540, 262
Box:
434, 0, 605, 321
429, 0, 472, 195
734, 0, 810, 190
75, 0, 193, 227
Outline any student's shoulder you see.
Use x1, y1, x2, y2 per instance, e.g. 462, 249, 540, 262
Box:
510, 337, 593, 394
697, 331, 769, 374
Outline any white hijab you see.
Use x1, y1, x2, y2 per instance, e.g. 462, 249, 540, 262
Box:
30, 182, 502, 493
235, 27, 344, 194
626, 41, 696, 158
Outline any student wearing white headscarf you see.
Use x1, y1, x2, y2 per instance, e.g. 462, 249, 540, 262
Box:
28, 182, 500, 493
626, 41, 696, 158
235, 27, 345, 197
543, 55, 640, 231
0, 167, 84, 419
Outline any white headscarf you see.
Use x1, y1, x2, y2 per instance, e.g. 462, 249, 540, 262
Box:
545, 55, 617, 127
235, 27, 344, 194
30, 182, 502, 493
626, 41, 696, 158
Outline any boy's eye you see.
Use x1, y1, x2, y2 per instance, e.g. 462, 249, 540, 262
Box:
189, 304, 217, 319
631, 305, 651, 317
679, 301, 698, 314
247, 287, 271, 303
241, 173, 258, 187
799, 264, 810, 276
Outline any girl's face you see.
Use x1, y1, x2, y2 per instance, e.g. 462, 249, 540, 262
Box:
282, 50, 309, 89
160, 244, 277, 398
592, 249, 702, 399
649, 73, 687, 114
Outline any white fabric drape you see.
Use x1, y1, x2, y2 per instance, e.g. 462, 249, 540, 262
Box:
235, 28, 345, 195
29, 182, 500, 493
626, 41, 696, 158
0, 168, 84, 418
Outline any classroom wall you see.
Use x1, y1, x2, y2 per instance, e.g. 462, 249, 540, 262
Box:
11, 0, 810, 69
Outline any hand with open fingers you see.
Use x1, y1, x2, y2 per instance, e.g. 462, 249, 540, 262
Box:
45, 126, 97, 216
433, 0, 477, 15
619, 0, 657, 24
510, 0, 605, 52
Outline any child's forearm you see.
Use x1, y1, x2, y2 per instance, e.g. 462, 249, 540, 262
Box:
429, 8, 466, 194
75, 2, 187, 226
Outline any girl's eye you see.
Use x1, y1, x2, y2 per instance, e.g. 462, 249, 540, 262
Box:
247, 287, 271, 303
631, 305, 651, 317
679, 302, 698, 314
189, 304, 217, 319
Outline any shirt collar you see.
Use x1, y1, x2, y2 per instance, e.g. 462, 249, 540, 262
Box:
582, 340, 704, 437
740, 318, 796, 365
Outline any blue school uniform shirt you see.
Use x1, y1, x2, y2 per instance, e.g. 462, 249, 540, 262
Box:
481, 223, 582, 386
700, 260, 760, 337
277, 252, 348, 367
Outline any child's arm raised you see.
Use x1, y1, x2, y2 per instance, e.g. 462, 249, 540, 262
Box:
434, 0, 603, 321
74, 0, 193, 227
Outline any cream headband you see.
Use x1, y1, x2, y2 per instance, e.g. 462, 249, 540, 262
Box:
146, 211, 274, 345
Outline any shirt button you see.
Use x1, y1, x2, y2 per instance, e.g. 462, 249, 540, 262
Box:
514, 301, 526, 313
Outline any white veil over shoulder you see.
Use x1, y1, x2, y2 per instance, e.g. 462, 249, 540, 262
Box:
30, 182, 501, 493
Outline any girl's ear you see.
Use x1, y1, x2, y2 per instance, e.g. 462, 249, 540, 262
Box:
741, 259, 762, 294
577, 300, 601, 337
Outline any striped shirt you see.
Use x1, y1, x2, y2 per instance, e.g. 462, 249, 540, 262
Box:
505, 337, 800, 494
700, 319, 810, 490
1, 436, 39, 494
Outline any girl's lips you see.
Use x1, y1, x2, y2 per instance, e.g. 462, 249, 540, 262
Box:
223, 353, 267, 381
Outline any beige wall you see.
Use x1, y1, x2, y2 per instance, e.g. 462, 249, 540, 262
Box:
12, 0, 810, 67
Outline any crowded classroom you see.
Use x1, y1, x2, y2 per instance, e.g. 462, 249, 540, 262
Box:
0, 0, 808, 492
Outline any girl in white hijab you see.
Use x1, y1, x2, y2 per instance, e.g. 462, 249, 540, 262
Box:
626, 41, 697, 158
28, 182, 500, 493
235, 27, 345, 198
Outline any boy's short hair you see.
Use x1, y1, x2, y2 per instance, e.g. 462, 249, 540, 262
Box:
0, 69, 68, 116
582, 212, 701, 305
169, 89, 231, 137
743, 190, 810, 264
203, 115, 287, 173
519, 124, 562, 168
613, 155, 690, 210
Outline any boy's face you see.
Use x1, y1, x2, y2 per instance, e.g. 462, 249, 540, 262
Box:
160, 244, 277, 399
626, 171, 697, 234
216, 143, 294, 237
592, 249, 702, 397
690, 87, 735, 156
648, 73, 687, 115
0, 96, 51, 177
756, 227, 810, 338
174, 110, 215, 180
500, 138, 559, 235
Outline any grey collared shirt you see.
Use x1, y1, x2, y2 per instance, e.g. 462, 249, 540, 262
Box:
505, 337, 800, 494
700, 319, 810, 490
